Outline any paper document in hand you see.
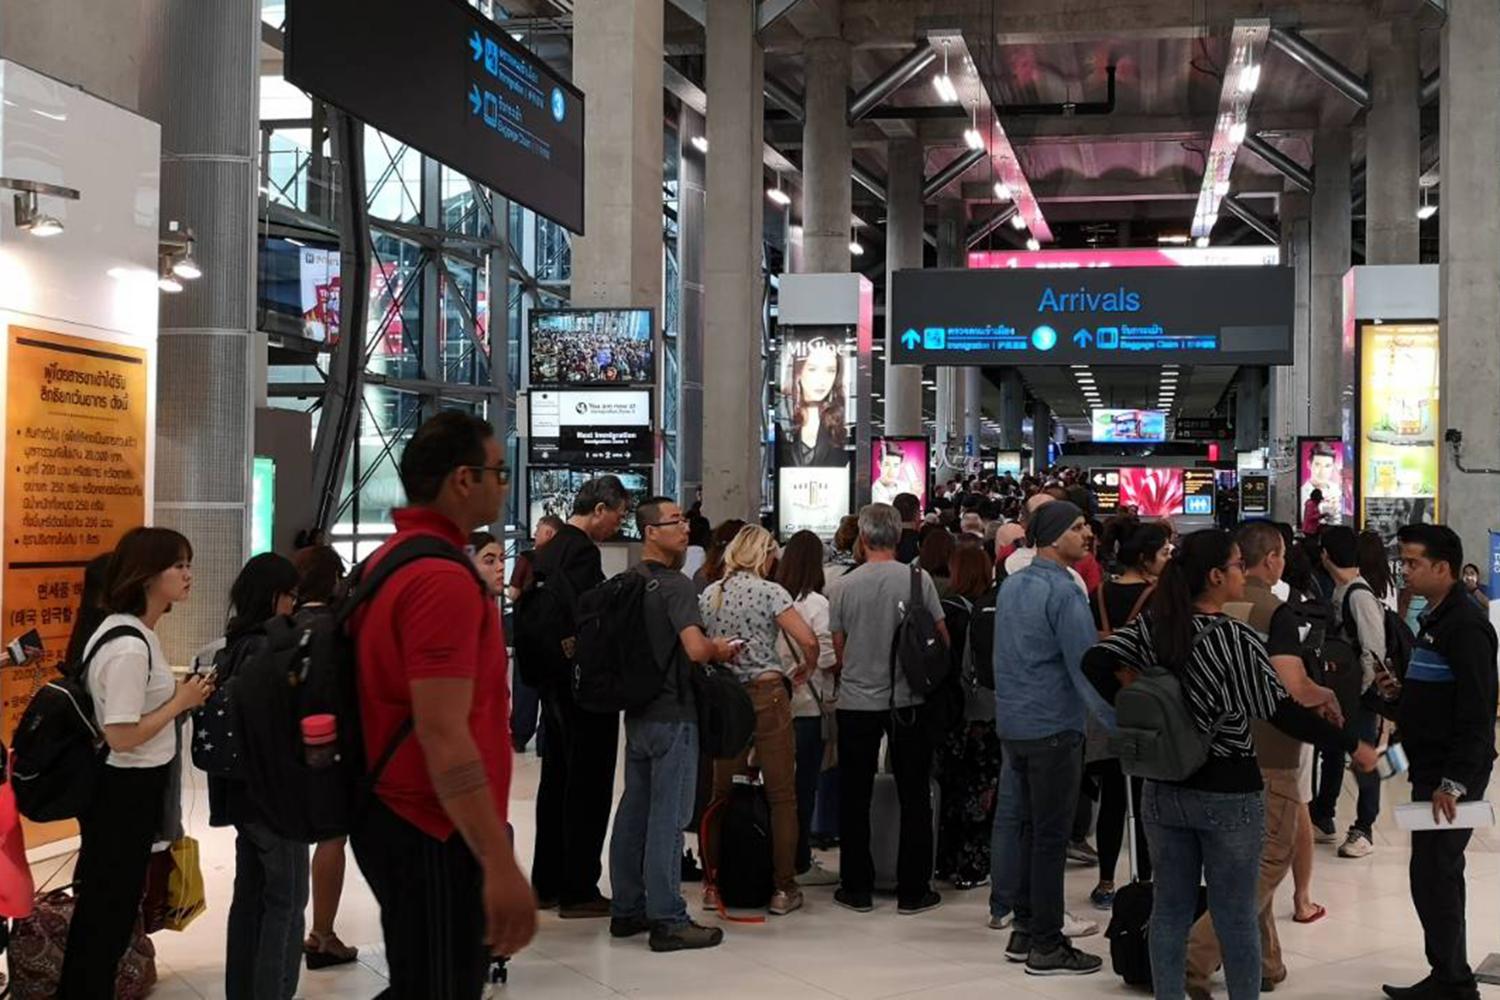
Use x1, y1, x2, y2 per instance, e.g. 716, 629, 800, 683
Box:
1393, 801, 1496, 832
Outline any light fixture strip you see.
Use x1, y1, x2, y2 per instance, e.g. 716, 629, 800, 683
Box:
1191, 19, 1270, 239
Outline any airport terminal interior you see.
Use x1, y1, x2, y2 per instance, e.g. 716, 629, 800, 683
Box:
2, 0, 1500, 996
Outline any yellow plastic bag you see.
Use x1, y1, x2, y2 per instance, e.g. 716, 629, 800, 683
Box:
163, 836, 206, 931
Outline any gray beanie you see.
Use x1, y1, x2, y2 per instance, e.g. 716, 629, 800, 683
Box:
1027, 500, 1084, 548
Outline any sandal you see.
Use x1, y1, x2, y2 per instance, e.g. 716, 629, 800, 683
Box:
305, 931, 359, 970
1292, 903, 1327, 924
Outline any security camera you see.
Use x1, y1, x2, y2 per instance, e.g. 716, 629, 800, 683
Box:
1445, 428, 1463, 445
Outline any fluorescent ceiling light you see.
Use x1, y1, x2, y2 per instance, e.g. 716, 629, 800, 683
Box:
1010, 213, 1027, 230
1158, 234, 1191, 245
1192, 20, 1269, 238
767, 186, 791, 206
1195, 236, 1210, 248
993, 181, 1012, 201
1417, 204, 1437, 220
849, 239, 864, 255
691, 135, 708, 154
1025, 237, 1041, 251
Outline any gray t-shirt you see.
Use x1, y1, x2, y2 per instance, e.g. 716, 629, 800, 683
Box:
829, 560, 945, 711
633, 561, 701, 724
699, 573, 794, 682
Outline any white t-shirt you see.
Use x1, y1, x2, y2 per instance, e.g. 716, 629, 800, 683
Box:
85, 614, 177, 768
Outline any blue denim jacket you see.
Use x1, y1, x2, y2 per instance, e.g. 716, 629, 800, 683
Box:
993, 555, 1117, 740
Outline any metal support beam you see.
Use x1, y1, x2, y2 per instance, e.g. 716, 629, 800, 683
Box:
852, 161, 887, 201
966, 205, 1018, 249
922, 147, 985, 201
666, 0, 705, 25
1268, 27, 1371, 108
764, 75, 804, 121
757, 0, 803, 31
1421, 69, 1440, 105
311, 113, 371, 533
1221, 195, 1280, 243
1244, 134, 1314, 192
848, 41, 936, 122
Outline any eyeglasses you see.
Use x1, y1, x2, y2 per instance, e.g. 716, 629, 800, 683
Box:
467, 465, 511, 485
646, 518, 686, 529
1222, 559, 1246, 573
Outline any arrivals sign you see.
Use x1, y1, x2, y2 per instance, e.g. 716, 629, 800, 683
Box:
286, 0, 585, 233
889, 266, 1294, 366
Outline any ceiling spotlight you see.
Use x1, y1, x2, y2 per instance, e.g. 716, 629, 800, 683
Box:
1417, 185, 1437, 220
158, 261, 183, 294
963, 105, 985, 150
1239, 63, 1261, 95
172, 241, 202, 280
993, 181, 1012, 202
1009, 212, 1027, 230
933, 40, 958, 103
691, 135, 709, 154
1194, 236, 1210, 248
767, 172, 791, 206
849, 239, 865, 256
1227, 121, 1247, 145
10, 187, 70, 237
1212, 179, 1230, 197
1025, 237, 1040, 251
27, 213, 64, 238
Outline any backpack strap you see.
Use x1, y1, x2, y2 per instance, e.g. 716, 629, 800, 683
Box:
77, 625, 152, 694
1340, 580, 1374, 648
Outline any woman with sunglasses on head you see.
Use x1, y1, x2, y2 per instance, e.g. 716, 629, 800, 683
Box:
1083, 529, 1377, 1000
699, 525, 820, 916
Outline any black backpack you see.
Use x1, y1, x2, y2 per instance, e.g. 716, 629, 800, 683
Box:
190, 631, 265, 777
969, 591, 998, 691
233, 535, 485, 844
1342, 581, 1416, 676
892, 564, 950, 702
571, 567, 665, 713
689, 662, 756, 760
12, 624, 145, 822
714, 778, 774, 910
512, 566, 579, 690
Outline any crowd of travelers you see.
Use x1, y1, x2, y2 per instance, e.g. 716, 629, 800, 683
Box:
28, 414, 1497, 1000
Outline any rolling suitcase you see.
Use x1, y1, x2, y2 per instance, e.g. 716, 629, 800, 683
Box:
870, 772, 940, 892
1105, 778, 1154, 988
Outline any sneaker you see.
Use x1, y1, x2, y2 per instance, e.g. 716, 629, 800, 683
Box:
1025, 943, 1104, 976
559, 895, 612, 919
1338, 830, 1375, 858
952, 874, 990, 891
701, 885, 720, 912
897, 890, 943, 915
988, 911, 1014, 931
649, 920, 725, 953
681, 849, 703, 883
609, 915, 652, 938
1064, 911, 1100, 938
1004, 930, 1033, 962
1313, 816, 1339, 844
795, 859, 840, 887
1066, 840, 1099, 865
1090, 884, 1116, 911
833, 888, 874, 913
769, 888, 804, 915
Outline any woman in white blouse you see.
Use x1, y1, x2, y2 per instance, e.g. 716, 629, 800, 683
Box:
60, 527, 213, 998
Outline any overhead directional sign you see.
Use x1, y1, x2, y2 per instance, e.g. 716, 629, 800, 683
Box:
889, 266, 1294, 366
286, 0, 585, 233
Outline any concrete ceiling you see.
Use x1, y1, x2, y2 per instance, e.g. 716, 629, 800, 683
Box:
1016, 364, 1240, 434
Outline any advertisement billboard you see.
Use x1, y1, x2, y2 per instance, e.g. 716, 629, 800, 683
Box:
1358, 323, 1439, 531
775, 328, 856, 470
527, 467, 651, 541
1088, 467, 1121, 513
993, 451, 1023, 478
528, 389, 653, 466
776, 466, 853, 541
1091, 408, 1167, 444
871, 437, 928, 509
1182, 469, 1216, 517
1118, 467, 1184, 518
1297, 436, 1354, 526
528, 308, 654, 387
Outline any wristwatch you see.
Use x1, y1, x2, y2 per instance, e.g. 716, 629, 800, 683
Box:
1438, 778, 1467, 799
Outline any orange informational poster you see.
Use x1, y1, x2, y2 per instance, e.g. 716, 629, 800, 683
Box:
2, 325, 148, 745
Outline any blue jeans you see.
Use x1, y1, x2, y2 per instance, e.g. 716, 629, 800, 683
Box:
794, 716, 823, 873
609, 718, 699, 927
227, 820, 310, 1000
991, 731, 1083, 953
510, 661, 545, 754
1143, 782, 1266, 1000
1311, 708, 1379, 836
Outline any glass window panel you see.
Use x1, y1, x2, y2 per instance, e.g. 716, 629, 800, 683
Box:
351, 385, 421, 534
535, 217, 571, 283
440, 166, 482, 237
365, 130, 422, 223
440, 258, 490, 385
368, 235, 424, 377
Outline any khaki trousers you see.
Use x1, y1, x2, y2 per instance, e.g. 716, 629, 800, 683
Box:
707, 678, 799, 893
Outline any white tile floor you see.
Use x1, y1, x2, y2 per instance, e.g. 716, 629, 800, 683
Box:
48, 752, 1500, 999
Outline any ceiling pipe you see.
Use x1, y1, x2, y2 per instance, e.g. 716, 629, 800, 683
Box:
848, 41, 937, 122
764, 75, 804, 121
1421, 69, 1439, 106
922, 148, 986, 201
1243, 134, 1314, 192
1221, 195, 1280, 244
965, 205, 1019, 249
1267, 27, 1370, 109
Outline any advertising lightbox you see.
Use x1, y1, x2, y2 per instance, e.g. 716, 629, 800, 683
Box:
528, 308, 654, 387
1298, 436, 1353, 526
1091, 408, 1167, 444
777, 466, 853, 541
1359, 323, 1439, 533
528, 389, 654, 466
1118, 467, 1184, 518
993, 451, 1023, 478
775, 328, 856, 470
871, 437, 928, 509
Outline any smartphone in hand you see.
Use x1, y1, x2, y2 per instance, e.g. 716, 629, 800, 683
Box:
6, 629, 42, 666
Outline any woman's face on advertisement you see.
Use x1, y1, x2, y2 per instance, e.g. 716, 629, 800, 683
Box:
799, 344, 839, 405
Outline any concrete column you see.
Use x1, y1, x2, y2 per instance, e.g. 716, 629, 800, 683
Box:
934, 197, 966, 454
935, 368, 962, 452
572, 0, 663, 310
1309, 127, 1350, 437
1272, 188, 1313, 522
138, 0, 258, 665
802, 30, 851, 273
884, 137, 924, 436
997, 368, 1026, 452
1032, 399, 1053, 468
678, 107, 707, 503
1439, 1, 1500, 562
1234, 367, 1266, 453
702, 0, 764, 520
963, 367, 983, 455
1366, 20, 1421, 264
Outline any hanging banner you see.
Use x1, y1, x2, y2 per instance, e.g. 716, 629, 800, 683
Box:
2, 326, 148, 741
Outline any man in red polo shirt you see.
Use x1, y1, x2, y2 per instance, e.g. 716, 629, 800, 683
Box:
349, 410, 535, 998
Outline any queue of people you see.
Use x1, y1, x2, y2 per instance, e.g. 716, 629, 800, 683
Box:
34, 420, 1497, 1000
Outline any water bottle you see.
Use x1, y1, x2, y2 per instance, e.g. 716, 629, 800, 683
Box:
301, 714, 339, 768
1377, 742, 1409, 780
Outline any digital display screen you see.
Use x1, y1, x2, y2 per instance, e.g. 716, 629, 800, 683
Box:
1358, 324, 1439, 530
1298, 437, 1354, 526
1182, 469, 1217, 517
527, 467, 651, 541
1091, 409, 1167, 443
528, 309, 654, 387
776, 466, 853, 542
1118, 468, 1184, 518
776, 327, 856, 470
528, 390, 653, 466
992, 451, 1023, 478
1088, 467, 1121, 513
285, 0, 585, 233
889, 266, 1293, 366
258, 236, 340, 344
871, 437, 928, 510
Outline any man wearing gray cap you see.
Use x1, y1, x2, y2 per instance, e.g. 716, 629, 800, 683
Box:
991, 501, 1117, 977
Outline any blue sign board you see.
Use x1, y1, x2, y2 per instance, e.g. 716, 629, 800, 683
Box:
287, 0, 585, 233
890, 267, 1293, 366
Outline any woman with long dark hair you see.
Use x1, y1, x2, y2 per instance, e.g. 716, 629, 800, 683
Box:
61, 528, 213, 998
778, 336, 847, 467
774, 530, 839, 888
918, 529, 957, 598
213, 552, 308, 1000
1357, 529, 1395, 604
1083, 529, 1376, 1000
